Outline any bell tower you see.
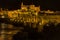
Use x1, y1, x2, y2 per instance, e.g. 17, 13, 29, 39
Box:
21, 2, 24, 7
21, 2, 28, 11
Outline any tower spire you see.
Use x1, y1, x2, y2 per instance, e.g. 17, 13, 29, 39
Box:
21, 2, 23, 7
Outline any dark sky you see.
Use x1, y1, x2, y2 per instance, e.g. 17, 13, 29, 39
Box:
0, 0, 60, 11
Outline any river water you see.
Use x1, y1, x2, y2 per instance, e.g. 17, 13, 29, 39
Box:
0, 23, 20, 40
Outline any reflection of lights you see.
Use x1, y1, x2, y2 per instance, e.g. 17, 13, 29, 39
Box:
39, 22, 42, 25
1, 16, 5, 18
8, 32, 12, 34
10, 19, 14, 21
46, 24, 49, 26
17, 20, 20, 22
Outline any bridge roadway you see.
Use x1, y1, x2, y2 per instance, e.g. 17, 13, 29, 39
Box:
0, 14, 60, 25
0, 14, 60, 32
0, 15, 60, 29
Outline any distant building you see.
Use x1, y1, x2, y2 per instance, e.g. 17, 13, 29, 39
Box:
21, 2, 40, 12
20, 2, 41, 16
21, 2, 28, 11
44, 10, 54, 13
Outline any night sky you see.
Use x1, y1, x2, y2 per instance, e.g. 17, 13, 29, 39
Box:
0, 0, 60, 11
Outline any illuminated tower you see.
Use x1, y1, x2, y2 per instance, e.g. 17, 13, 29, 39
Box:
21, 2, 27, 11
21, 2, 24, 7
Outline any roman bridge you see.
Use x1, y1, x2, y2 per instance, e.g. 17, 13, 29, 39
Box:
0, 13, 60, 31
0, 13, 60, 40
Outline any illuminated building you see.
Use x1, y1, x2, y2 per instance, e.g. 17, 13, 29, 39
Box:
21, 2, 40, 12
45, 10, 54, 13
21, 2, 28, 11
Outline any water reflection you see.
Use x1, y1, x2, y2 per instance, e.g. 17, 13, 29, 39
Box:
0, 21, 60, 40
0, 23, 20, 40
13, 22, 60, 40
